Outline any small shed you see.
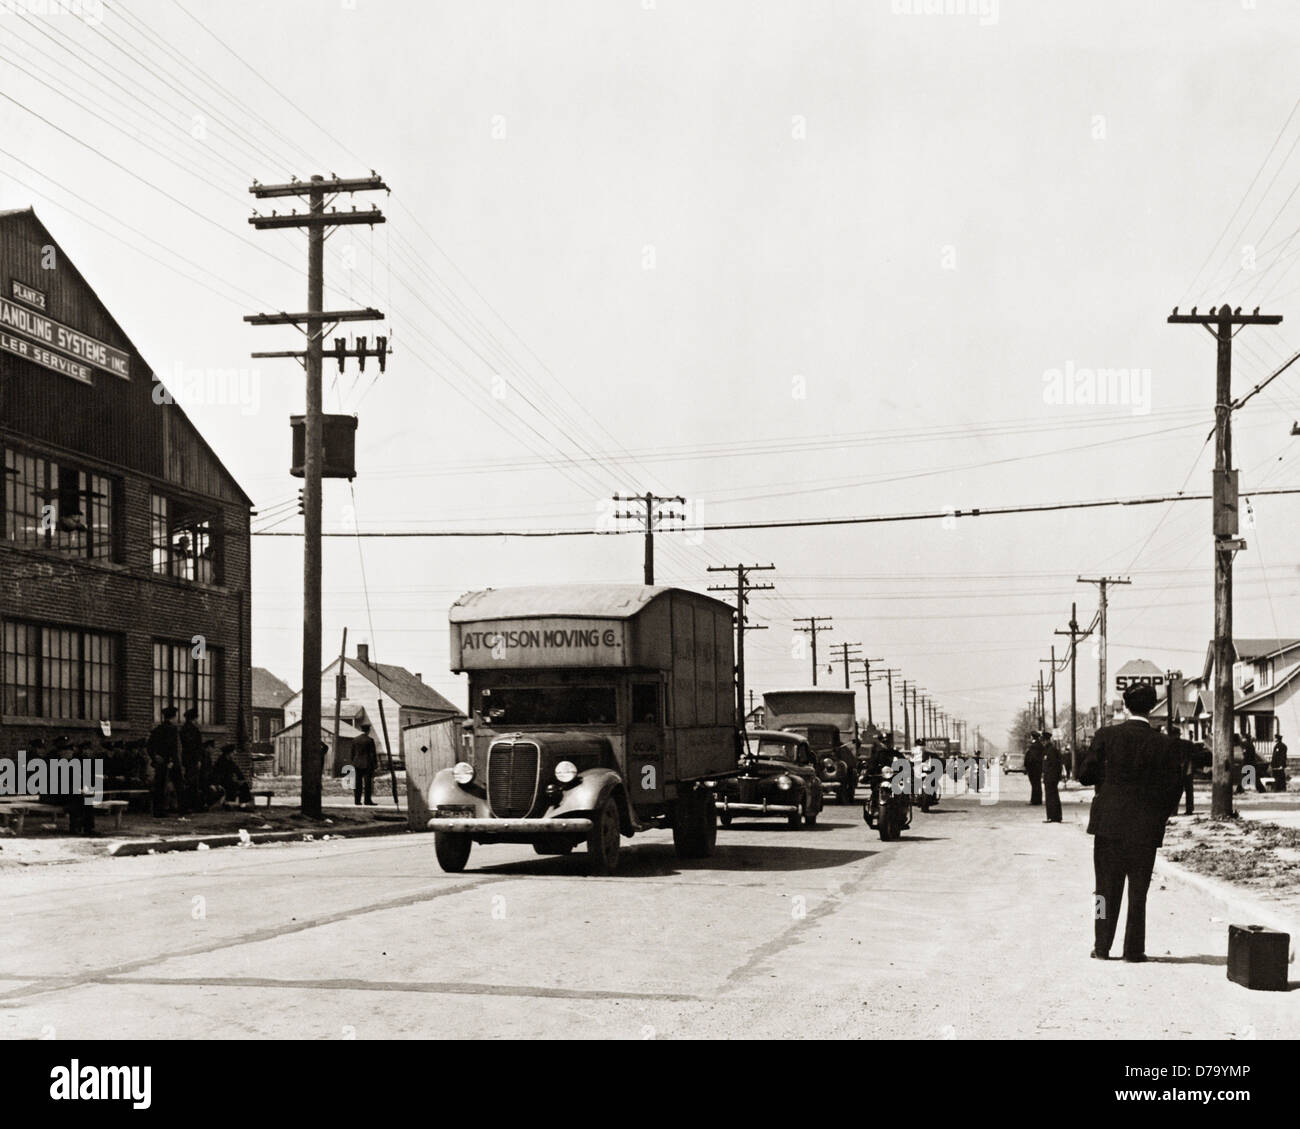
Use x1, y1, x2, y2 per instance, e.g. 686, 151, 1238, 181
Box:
273, 718, 361, 777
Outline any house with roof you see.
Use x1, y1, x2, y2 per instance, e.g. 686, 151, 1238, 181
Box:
1153, 638, 1300, 746
282, 642, 463, 772
251, 667, 294, 758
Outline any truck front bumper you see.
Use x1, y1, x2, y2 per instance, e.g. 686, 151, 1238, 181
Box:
427, 817, 594, 834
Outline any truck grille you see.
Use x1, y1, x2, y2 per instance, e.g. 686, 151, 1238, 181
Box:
487, 741, 540, 819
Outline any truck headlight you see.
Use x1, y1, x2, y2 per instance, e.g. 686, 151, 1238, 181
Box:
776, 774, 793, 791
452, 762, 475, 785
555, 760, 578, 784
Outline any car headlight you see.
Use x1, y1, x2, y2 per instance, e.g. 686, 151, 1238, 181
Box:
554, 760, 578, 784
452, 761, 475, 785
776, 774, 793, 791
822, 756, 837, 772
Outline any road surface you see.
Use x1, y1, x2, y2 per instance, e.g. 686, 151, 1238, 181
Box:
1, 776, 1296, 1039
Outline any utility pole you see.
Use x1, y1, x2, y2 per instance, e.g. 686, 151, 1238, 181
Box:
900, 680, 915, 748
831, 642, 862, 689
246, 172, 388, 820
1170, 303, 1282, 818
879, 667, 897, 740
1056, 602, 1087, 778
1040, 648, 1058, 728
1078, 576, 1131, 730
793, 617, 833, 686
614, 493, 686, 585
708, 564, 776, 728
857, 657, 884, 728
1037, 671, 1046, 728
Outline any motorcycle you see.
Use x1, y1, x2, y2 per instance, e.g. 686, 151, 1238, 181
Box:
863, 758, 913, 841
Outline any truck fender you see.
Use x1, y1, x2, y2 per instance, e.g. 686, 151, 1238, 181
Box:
427, 768, 489, 815
549, 768, 631, 835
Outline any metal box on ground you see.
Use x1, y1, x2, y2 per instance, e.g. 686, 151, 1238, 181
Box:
1226, 924, 1289, 991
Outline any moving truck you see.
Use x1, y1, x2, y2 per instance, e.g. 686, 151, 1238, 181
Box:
761, 689, 860, 802
426, 585, 739, 875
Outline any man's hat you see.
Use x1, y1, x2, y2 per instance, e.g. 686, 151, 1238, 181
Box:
161, 705, 178, 719
184, 707, 199, 720
1122, 682, 1157, 716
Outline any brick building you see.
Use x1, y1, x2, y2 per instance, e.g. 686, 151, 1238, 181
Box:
0, 208, 252, 759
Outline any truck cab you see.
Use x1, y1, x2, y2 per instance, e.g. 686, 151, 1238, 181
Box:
427, 585, 739, 875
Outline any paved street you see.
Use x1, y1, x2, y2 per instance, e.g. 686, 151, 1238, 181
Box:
1, 776, 1295, 1040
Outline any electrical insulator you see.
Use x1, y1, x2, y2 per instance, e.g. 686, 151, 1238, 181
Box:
334, 338, 347, 373
356, 336, 367, 372
297, 489, 305, 516
376, 335, 388, 373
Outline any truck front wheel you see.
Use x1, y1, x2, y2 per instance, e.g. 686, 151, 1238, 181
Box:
434, 832, 472, 873
586, 795, 622, 876
673, 789, 716, 859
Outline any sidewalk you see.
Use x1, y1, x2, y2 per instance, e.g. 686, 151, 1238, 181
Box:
0, 800, 410, 867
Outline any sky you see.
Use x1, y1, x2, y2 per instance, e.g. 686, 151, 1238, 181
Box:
4, 0, 1300, 751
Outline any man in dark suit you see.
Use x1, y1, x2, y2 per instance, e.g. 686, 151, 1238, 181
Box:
147, 706, 182, 817
351, 722, 378, 806
1024, 732, 1044, 806
1077, 683, 1183, 962
1043, 734, 1063, 822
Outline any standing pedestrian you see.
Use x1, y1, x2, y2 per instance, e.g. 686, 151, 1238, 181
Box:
147, 706, 183, 817
179, 707, 204, 814
1243, 731, 1266, 793
1025, 732, 1044, 806
1077, 683, 1183, 963
351, 722, 378, 806
1169, 725, 1196, 815
1271, 731, 1288, 793
1043, 734, 1063, 822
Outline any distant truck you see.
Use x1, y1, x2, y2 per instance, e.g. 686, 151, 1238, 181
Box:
761, 689, 860, 802
426, 585, 739, 875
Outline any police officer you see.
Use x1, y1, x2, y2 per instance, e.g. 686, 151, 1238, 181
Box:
1025, 732, 1044, 806
1272, 732, 1288, 793
148, 706, 183, 817
351, 722, 378, 806
179, 706, 204, 813
1043, 733, 1063, 822
1077, 683, 1183, 962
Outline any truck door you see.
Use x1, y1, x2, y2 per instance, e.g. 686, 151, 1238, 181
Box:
628, 680, 665, 805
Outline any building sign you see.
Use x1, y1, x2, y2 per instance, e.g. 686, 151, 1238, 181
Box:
453, 618, 627, 670
0, 328, 93, 384
11, 279, 46, 311
0, 296, 130, 380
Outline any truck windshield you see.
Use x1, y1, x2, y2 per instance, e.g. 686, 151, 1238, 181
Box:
784, 725, 841, 752
481, 686, 618, 726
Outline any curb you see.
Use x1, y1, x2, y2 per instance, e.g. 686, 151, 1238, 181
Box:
107, 820, 416, 857
1068, 819, 1298, 957
1154, 853, 1299, 959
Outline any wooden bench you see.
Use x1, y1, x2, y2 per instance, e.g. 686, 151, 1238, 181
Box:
0, 801, 65, 835
88, 799, 129, 831
0, 798, 129, 834
251, 790, 274, 807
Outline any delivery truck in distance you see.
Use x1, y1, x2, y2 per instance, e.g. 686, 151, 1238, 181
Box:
426, 585, 739, 875
761, 688, 861, 802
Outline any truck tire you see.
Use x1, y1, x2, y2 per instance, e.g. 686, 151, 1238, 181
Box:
586, 795, 622, 875
701, 794, 718, 855
719, 811, 733, 828
803, 808, 818, 827
434, 832, 472, 873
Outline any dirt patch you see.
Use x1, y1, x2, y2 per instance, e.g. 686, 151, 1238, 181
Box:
1164, 816, 1300, 891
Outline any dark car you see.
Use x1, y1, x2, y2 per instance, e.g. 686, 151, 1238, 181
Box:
716, 730, 824, 828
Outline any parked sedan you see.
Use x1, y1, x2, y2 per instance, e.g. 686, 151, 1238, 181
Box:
1003, 750, 1026, 773
716, 731, 824, 828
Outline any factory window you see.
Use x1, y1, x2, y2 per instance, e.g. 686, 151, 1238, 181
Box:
0, 619, 121, 720
2, 446, 117, 561
152, 640, 222, 724
151, 493, 223, 584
